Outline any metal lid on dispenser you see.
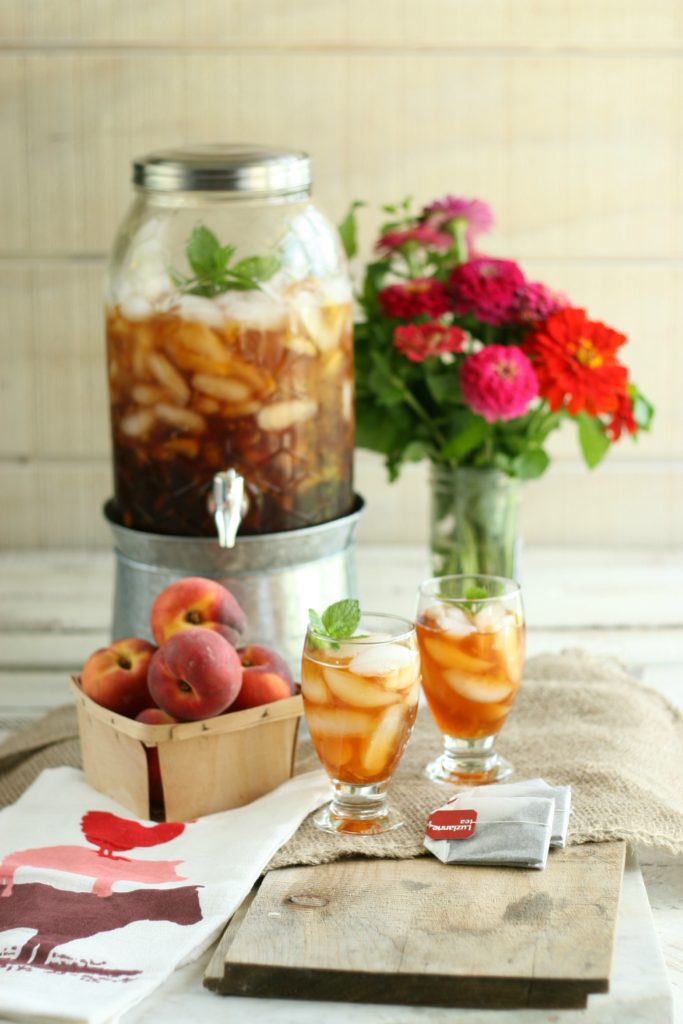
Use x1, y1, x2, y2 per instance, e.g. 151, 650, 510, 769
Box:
132, 144, 311, 196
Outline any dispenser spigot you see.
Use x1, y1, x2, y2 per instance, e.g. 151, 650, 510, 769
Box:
208, 470, 248, 548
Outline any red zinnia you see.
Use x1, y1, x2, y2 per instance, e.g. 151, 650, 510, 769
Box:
393, 322, 466, 362
607, 391, 637, 441
523, 307, 628, 416
448, 258, 526, 325
378, 278, 450, 319
376, 225, 452, 253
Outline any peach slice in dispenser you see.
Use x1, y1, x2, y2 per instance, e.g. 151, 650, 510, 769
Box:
167, 319, 229, 361
191, 373, 252, 403
322, 666, 399, 708
120, 409, 154, 438
154, 404, 206, 433
361, 704, 407, 775
147, 352, 191, 404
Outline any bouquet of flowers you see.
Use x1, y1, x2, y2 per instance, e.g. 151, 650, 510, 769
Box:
341, 196, 653, 574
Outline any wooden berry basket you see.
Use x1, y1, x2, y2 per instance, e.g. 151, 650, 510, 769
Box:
69, 677, 303, 822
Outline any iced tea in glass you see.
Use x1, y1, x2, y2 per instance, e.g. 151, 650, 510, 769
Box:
416, 575, 524, 783
301, 614, 420, 833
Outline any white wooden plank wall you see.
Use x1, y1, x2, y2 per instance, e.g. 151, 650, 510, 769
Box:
1, 1, 682, 548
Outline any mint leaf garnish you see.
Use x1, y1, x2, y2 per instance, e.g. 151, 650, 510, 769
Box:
308, 608, 326, 634
308, 599, 361, 649
175, 225, 280, 297
322, 599, 361, 639
464, 585, 488, 602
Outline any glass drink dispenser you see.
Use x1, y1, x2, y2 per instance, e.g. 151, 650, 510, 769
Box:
105, 146, 354, 540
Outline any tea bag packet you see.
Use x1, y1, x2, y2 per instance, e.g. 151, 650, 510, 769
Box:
454, 777, 572, 848
424, 794, 555, 869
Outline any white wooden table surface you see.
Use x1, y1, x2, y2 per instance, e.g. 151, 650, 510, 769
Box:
0, 545, 681, 1022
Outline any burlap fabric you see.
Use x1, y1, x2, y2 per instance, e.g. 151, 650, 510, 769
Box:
2, 652, 682, 864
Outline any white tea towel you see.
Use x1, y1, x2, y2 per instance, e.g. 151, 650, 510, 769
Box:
0, 766, 328, 1023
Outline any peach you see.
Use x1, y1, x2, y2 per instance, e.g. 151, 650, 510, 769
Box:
81, 638, 156, 718
150, 576, 247, 647
230, 644, 294, 712
148, 628, 242, 721
135, 708, 178, 726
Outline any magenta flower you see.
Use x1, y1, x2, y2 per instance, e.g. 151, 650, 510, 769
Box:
376, 224, 452, 254
515, 280, 569, 325
448, 258, 525, 325
460, 345, 539, 422
421, 196, 494, 249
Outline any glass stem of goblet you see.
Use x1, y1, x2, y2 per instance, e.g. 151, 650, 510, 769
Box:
330, 780, 390, 822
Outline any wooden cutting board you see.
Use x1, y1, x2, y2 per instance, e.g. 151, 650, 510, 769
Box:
204, 842, 625, 1010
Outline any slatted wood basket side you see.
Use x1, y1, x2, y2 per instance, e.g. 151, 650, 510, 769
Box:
69, 677, 303, 821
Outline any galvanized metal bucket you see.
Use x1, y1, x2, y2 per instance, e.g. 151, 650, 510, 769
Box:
105, 496, 364, 671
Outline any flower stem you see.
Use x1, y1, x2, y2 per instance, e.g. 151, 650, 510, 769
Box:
391, 375, 446, 447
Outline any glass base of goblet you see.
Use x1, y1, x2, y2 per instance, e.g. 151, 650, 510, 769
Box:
426, 734, 513, 785
312, 779, 404, 835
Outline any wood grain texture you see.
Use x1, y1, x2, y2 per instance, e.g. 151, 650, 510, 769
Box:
4, 52, 682, 259
5, 1, 683, 50
204, 845, 626, 1008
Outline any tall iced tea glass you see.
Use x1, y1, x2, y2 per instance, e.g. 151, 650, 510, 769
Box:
416, 575, 525, 784
301, 614, 420, 834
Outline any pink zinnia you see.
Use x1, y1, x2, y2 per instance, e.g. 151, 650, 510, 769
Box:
378, 278, 450, 319
448, 258, 525, 325
421, 196, 494, 248
460, 345, 538, 422
515, 280, 568, 326
394, 322, 466, 363
376, 224, 452, 253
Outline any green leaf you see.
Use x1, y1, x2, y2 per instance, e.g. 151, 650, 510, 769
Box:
368, 351, 404, 408
628, 384, 655, 432
464, 585, 488, 602
577, 412, 610, 469
424, 365, 456, 404
361, 260, 391, 314
308, 608, 325, 633
440, 414, 489, 460
512, 448, 550, 479
231, 255, 280, 282
186, 225, 222, 280
403, 440, 430, 462
321, 599, 361, 639
337, 200, 365, 260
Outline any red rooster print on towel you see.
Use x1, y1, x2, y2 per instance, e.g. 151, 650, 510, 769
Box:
80, 811, 185, 858
0, 808, 202, 978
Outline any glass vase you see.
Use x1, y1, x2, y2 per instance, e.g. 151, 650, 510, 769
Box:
429, 465, 522, 580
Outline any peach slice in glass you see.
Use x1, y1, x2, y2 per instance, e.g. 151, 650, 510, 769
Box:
422, 635, 493, 674
305, 706, 374, 738
322, 667, 399, 708
443, 669, 514, 704
300, 663, 330, 704
361, 705, 406, 775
